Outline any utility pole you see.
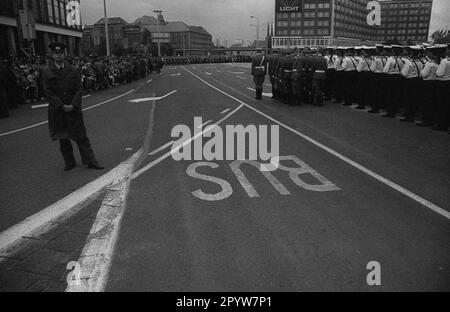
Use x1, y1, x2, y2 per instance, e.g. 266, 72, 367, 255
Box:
103, 0, 110, 56
153, 10, 163, 57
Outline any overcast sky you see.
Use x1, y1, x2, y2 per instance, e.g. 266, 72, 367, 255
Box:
81, 0, 450, 44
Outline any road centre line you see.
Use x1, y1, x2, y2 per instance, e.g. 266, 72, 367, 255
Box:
197, 120, 212, 129
183, 66, 450, 220
128, 90, 177, 103
149, 141, 174, 156
132, 104, 244, 179
0, 89, 136, 137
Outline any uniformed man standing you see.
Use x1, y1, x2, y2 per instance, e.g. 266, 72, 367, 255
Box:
268, 50, 279, 99
251, 48, 268, 100
311, 48, 328, 106
400, 46, 424, 122
43, 42, 104, 171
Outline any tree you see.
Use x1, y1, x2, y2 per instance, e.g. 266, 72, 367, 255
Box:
431, 27, 450, 44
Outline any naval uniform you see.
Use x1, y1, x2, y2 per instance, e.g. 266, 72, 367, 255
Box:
435, 56, 450, 130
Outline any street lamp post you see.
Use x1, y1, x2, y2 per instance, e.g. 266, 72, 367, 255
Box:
103, 0, 110, 56
250, 16, 260, 49
153, 10, 163, 57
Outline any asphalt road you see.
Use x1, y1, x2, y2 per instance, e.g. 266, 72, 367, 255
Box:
1, 64, 449, 291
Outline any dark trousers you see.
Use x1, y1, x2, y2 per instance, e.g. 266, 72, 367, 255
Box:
59, 138, 98, 167
385, 75, 403, 115
253, 75, 265, 99
343, 71, 357, 105
333, 71, 344, 103
420, 80, 437, 125
403, 77, 422, 120
325, 69, 335, 100
435, 80, 450, 130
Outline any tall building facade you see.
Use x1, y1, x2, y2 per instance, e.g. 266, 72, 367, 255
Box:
0, 0, 82, 58
377, 0, 433, 43
272, 0, 433, 49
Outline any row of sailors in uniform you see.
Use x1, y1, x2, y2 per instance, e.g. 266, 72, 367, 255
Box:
268, 43, 450, 132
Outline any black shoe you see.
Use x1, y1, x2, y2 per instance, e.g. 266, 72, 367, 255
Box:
64, 164, 76, 171
382, 113, 395, 118
88, 164, 104, 170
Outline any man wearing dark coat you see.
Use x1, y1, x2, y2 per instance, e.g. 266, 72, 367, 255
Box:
43, 42, 103, 171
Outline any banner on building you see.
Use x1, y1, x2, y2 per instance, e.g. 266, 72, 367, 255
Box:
276, 0, 303, 13
19, 10, 36, 40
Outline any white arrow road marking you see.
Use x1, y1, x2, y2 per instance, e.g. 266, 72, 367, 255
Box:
247, 87, 273, 97
128, 90, 178, 103
170, 73, 181, 77
149, 141, 174, 156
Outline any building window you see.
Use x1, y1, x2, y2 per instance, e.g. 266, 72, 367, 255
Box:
47, 0, 54, 23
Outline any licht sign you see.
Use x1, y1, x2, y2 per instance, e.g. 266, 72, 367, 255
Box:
276, 0, 303, 12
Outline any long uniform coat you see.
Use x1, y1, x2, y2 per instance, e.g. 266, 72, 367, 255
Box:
43, 64, 86, 141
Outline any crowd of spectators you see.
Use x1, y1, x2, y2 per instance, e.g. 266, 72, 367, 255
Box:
0, 55, 164, 118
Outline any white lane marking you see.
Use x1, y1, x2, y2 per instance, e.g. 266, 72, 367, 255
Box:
125, 148, 133, 151
149, 141, 174, 156
67, 95, 157, 292
170, 73, 181, 77
237, 76, 247, 80
66, 149, 143, 292
128, 90, 177, 103
197, 120, 212, 129
216, 70, 222, 73
184, 66, 450, 220
247, 87, 273, 98
0, 90, 135, 137
205, 72, 212, 75
31, 104, 49, 109
229, 71, 245, 74
31, 95, 92, 109
147, 79, 153, 83
0, 150, 143, 252
221, 108, 231, 114
132, 104, 244, 179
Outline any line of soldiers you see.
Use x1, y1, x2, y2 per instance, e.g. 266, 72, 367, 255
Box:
267, 43, 450, 132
